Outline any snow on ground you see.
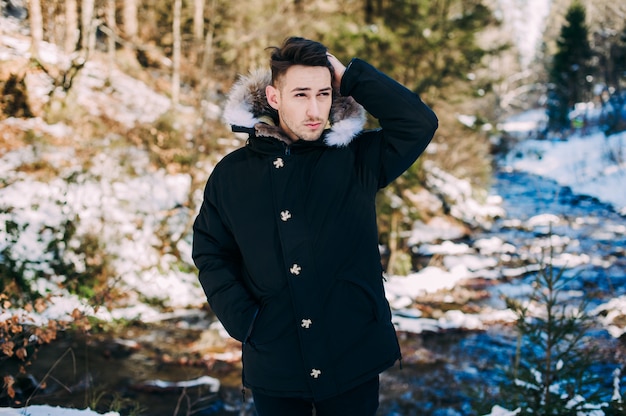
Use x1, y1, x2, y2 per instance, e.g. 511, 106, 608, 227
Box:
0, 138, 206, 313
0, 406, 120, 416
0, 30, 172, 127
594, 297, 626, 339
496, 108, 626, 343
501, 111, 626, 215
384, 107, 626, 338
0, 373, 219, 416
1, 31, 207, 324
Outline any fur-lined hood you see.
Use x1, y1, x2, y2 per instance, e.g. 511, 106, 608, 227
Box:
222, 69, 366, 147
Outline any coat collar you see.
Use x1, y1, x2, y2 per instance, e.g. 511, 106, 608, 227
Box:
222, 69, 366, 147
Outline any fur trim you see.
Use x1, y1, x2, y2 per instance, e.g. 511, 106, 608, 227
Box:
222, 69, 365, 147
325, 117, 365, 147
222, 69, 275, 129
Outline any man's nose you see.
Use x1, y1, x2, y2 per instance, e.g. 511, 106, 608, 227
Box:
306, 98, 320, 118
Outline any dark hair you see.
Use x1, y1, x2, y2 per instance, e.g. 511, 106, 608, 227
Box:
268, 37, 333, 86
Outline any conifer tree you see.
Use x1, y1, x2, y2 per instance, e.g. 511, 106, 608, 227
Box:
548, 1, 592, 130
614, 26, 626, 93
501, 243, 607, 415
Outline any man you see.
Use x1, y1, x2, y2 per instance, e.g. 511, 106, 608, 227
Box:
192, 37, 438, 415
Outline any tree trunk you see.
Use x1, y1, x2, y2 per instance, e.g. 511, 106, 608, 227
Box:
65, 0, 79, 54
28, 0, 44, 60
172, 0, 182, 106
364, 0, 373, 23
105, 0, 116, 74
193, 0, 204, 42
190, 0, 204, 67
201, 0, 218, 81
123, 0, 138, 43
81, 0, 95, 53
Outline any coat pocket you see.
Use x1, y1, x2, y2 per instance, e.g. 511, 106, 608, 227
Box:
323, 274, 385, 345
242, 324, 306, 392
247, 294, 295, 348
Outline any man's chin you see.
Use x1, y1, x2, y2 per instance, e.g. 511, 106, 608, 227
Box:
295, 131, 324, 142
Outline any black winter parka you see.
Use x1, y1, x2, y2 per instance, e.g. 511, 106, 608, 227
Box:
192, 58, 438, 400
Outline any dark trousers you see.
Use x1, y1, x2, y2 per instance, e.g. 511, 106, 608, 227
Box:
252, 376, 379, 416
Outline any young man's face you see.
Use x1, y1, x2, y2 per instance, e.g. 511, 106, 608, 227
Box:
266, 65, 333, 142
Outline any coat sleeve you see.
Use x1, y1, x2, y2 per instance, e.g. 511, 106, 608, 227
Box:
192, 178, 259, 343
340, 58, 438, 188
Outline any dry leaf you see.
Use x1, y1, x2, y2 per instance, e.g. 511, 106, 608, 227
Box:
3, 375, 15, 399
15, 347, 27, 360
1, 341, 15, 357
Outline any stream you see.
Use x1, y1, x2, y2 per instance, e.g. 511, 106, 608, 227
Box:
378, 169, 626, 415
3, 169, 626, 416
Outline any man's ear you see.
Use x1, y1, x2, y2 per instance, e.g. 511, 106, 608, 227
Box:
266, 85, 280, 110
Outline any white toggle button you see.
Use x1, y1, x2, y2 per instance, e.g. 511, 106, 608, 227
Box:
273, 158, 284, 168
290, 264, 301, 275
